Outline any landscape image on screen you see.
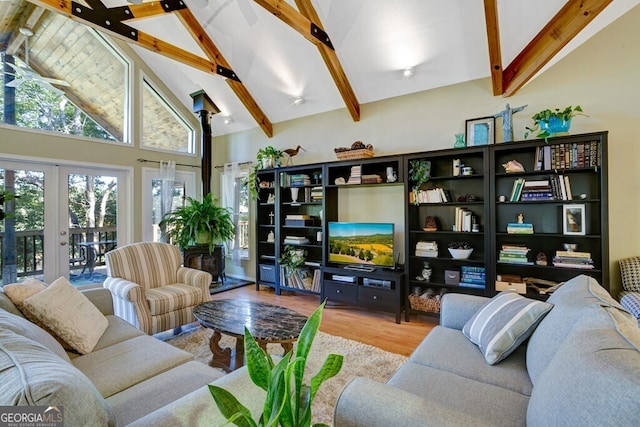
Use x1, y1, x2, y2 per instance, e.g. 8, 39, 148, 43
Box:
328, 222, 394, 267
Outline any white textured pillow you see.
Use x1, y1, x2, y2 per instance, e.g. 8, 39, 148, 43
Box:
3, 279, 48, 314
22, 277, 108, 354
463, 291, 553, 364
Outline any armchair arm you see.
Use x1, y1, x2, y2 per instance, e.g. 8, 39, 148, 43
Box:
334, 377, 492, 427
439, 293, 488, 330
103, 277, 152, 334
177, 267, 212, 302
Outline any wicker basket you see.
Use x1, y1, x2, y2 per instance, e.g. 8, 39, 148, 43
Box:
335, 148, 375, 160
408, 295, 441, 313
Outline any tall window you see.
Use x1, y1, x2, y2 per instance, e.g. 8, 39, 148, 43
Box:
0, 13, 130, 142
142, 79, 195, 154
221, 164, 250, 261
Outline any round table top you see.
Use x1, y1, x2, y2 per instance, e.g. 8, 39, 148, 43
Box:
192, 299, 308, 341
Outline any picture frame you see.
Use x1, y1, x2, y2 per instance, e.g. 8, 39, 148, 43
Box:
465, 116, 495, 146
563, 204, 586, 235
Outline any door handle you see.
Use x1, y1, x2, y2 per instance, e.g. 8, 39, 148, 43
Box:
60, 241, 67, 246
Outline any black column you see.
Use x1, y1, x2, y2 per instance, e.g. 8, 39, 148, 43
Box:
190, 90, 220, 196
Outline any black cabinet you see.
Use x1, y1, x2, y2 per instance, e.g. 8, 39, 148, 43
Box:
322, 266, 404, 324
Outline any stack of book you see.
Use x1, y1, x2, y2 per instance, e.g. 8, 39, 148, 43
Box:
499, 244, 532, 264
361, 174, 382, 184
459, 266, 486, 289
454, 207, 475, 232
506, 222, 534, 234
285, 214, 313, 226
283, 235, 309, 245
310, 186, 323, 201
520, 179, 554, 201
347, 166, 362, 184
533, 141, 600, 171
415, 241, 438, 257
288, 174, 310, 187
553, 250, 594, 269
549, 174, 573, 200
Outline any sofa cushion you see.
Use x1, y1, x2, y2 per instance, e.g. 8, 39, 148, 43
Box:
71, 335, 193, 398
410, 326, 532, 395
0, 309, 70, 362
462, 291, 552, 364
527, 306, 640, 426
619, 291, 640, 320
526, 275, 621, 384
2, 279, 48, 321
0, 328, 114, 427
619, 256, 640, 292
145, 283, 203, 315
22, 277, 109, 354
387, 362, 529, 427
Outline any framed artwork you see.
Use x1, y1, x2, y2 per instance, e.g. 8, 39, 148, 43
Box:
465, 117, 495, 146
563, 204, 586, 235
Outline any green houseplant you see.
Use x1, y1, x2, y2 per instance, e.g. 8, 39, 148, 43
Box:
409, 160, 431, 205
0, 190, 17, 220
159, 193, 234, 253
279, 245, 307, 277
525, 105, 586, 139
209, 302, 343, 427
248, 146, 284, 200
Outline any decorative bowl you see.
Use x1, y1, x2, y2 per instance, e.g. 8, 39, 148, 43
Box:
448, 248, 473, 259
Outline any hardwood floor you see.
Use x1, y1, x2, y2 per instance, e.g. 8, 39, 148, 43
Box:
211, 284, 438, 356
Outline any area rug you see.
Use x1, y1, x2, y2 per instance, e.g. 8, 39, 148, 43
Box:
166, 326, 407, 426
209, 276, 253, 295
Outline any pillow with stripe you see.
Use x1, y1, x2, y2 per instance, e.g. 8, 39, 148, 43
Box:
462, 291, 553, 365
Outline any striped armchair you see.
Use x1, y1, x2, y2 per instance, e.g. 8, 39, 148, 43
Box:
104, 242, 212, 335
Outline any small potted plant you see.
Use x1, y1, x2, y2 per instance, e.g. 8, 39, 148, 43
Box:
279, 244, 307, 277
248, 146, 284, 200
525, 105, 586, 140
409, 159, 431, 205
159, 193, 234, 254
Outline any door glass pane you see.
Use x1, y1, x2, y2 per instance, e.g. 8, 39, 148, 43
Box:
1, 168, 45, 285
151, 179, 185, 242
68, 173, 118, 287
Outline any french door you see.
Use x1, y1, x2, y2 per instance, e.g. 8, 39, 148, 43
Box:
0, 159, 129, 286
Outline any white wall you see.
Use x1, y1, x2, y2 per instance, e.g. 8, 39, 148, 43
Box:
214, 5, 640, 295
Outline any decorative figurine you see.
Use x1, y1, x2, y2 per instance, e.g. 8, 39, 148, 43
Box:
267, 193, 275, 204
517, 213, 524, 224
493, 103, 527, 142
424, 216, 438, 231
269, 211, 274, 225
421, 261, 433, 281
536, 252, 548, 266
267, 230, 275, 243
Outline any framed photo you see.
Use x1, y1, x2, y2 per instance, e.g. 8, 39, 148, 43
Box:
465, 116, 495, 146
563, 204, 586, 235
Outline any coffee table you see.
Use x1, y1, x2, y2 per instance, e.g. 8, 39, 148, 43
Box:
192, 299, 308, 372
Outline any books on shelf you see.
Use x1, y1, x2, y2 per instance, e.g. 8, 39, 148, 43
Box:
347, 166, 362, 184
499, 244, 532, 264
310, 186, 323, 201
287, 174, 311, 187
283, 236, 310, 245
410, 187, 450, 204
279, 266, 320, 292
361, 174, 382, 184
459, 266, 486, 288
509, 178, 525, 201
506, 222, 534, 234
533, 141, 600, 171
286, 214, 311, 220
553, 250, 594, 269
510, 175, 574, 201
416, 241, 438, 257
454, 207, 475, 232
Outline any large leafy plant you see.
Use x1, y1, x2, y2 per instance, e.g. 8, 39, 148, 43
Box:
209, 303, 343, 427
248, 146, 284, 200
159, 193, 234, 253
409, 160, 431, 205
525, 105, 586, 139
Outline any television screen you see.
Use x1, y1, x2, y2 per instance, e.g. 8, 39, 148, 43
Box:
328, 222, 395, 268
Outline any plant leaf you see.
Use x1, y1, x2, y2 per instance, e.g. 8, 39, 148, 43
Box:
294, 303, 324, 393
244, 327, 274, 391
208, 385, 257, 427
263, 355, 291, 427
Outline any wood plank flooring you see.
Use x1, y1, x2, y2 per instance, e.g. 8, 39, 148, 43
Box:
211, 284, 438, 356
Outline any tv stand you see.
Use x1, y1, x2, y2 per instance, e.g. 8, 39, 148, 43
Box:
323, 266, 404, 323
343, 264, 376, 272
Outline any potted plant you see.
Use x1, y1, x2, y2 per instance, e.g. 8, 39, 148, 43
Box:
159, 193, 234, 254
0, 190, 17, 220
525, 105, 586, 139
248, 146, 284, 200
209, 302, 343, 427
409, 159, 431, 205
279, 244, 307, 277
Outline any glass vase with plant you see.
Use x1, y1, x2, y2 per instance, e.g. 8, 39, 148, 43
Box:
409, 160, 431, 205
525, 105, 586, 140
209, 302, 343, 427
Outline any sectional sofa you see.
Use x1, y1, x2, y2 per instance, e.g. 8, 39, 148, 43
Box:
334, 274, 640, 426
0, 283, 264, 426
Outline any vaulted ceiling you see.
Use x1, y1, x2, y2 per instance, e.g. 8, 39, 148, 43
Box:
2, 0, 639, 137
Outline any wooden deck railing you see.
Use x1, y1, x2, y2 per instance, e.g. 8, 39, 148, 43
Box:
0, 227, 116, 279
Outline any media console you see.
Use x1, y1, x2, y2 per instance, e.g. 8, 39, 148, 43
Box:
322, 266, 404, 324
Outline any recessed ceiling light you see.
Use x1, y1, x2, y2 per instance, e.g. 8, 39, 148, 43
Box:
293, 96, 305, 106
403, 67, 415, 79
223, 116, 234, 125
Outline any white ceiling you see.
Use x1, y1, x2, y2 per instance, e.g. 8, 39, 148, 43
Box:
122, 0, 640, 137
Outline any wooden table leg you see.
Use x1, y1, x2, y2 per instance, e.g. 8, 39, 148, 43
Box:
208, 330, 245, 372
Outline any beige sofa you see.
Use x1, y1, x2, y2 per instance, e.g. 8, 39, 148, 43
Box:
0, 286, 265, 426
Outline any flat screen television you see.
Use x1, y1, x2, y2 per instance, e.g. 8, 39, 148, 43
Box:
328, 222, 395, 269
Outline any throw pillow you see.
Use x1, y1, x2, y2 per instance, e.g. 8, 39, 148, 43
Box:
3, 278, 48, 314
22, 277, 109, 354
620, 292, 640, 320
619, 256, 640, 292
463, 291, 553, 365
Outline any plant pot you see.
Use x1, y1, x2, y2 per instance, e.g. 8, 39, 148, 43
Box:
261, 157, 275, 169
540, 117, 571, 135
196, 231, 212, 245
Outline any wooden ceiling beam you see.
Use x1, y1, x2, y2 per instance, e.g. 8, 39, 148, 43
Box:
483, 0, 502, 96
255, 0, 360, 121
27, 0, 273, 137
502, 0, 612, 97
176, 7, 273, 137
6, 5, 47, 55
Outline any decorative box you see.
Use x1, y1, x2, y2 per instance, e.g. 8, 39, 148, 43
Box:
444, 270, 460, 285
259, 264, 276, 283
495, 280, 526, 294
